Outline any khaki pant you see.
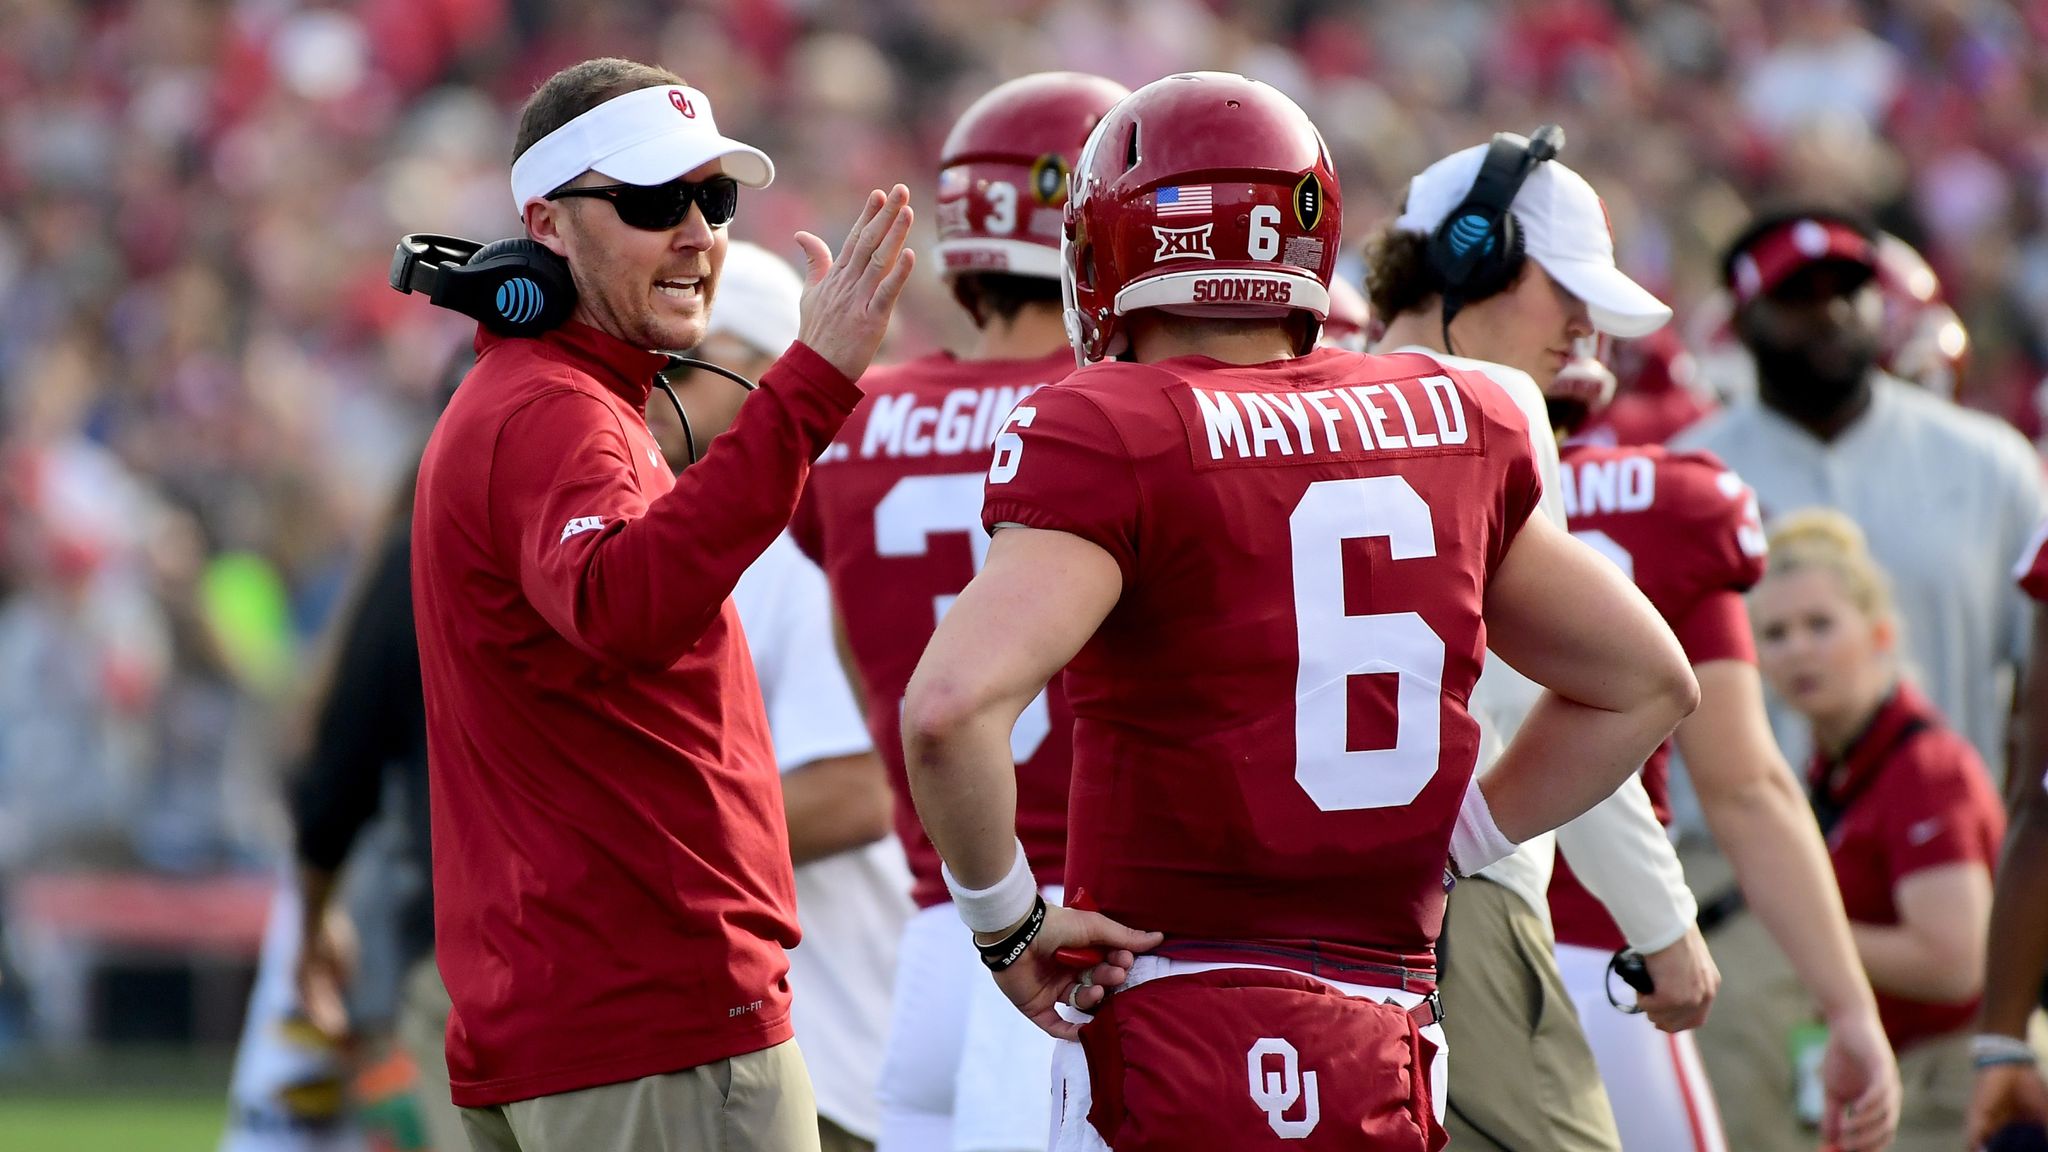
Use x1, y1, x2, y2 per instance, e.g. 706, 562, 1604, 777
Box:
1681, 837, 1818, 1152
1441, 876, 1624, 1152
1893, 1032, 1973, 1152
460, 1039, 819, 1152
399, 958, 469, 1152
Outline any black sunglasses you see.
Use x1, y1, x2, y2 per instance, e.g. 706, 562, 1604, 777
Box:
546, 175, 740, 231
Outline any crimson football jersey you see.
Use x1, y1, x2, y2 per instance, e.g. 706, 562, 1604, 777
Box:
981, 346, 1543, 971
1547, 443, 1767, 951
791, 350, 1075, 908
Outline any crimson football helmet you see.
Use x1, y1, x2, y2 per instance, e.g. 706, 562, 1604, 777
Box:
935, 72, 1130, 282
1062, 72, 1343, 365
1874, 232, 1968, 397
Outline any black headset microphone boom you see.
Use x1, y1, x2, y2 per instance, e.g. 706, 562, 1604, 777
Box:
389, 232, 756, 466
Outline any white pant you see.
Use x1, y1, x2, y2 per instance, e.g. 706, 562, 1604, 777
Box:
877, 892, 1062, 1152
1051, 954, 1448, 1152
1555, 943, 1728, 1152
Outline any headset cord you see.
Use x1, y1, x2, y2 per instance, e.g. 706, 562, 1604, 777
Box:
654, 356, 759, 468
1440, 298, 1463, 361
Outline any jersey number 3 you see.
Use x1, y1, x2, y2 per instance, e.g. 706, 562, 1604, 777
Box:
1291, 476, 1446, 810
876, 473, 1051, 761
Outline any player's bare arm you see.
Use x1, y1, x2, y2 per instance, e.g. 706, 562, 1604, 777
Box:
1969, 772, 2048, 1146
1478, 510, 1698, 841
1677, 659, 1900, 1149
903, 526, 1163, 1039
783, 751, 892, 867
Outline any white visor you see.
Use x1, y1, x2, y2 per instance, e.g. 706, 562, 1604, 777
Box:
510, 85, 774, 216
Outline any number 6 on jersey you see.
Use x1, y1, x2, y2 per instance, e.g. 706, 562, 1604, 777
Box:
1291, 476, 1447, 811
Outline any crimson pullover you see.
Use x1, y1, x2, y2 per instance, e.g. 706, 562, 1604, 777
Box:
411, 320, 861, 1107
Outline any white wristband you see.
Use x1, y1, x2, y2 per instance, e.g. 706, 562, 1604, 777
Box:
1449, 775, 1519, 877
943, 839, 1038, 934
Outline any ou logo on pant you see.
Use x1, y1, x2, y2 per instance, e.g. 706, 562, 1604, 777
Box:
1246, 1037, 1319, 1139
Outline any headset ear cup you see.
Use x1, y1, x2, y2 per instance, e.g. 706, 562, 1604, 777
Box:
1462, 212, 1526, 302
462, 238, 577, 337
1428, 207, 1526, 305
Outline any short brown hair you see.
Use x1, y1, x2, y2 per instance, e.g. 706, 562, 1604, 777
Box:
1362, 224, 1440, 325
513, 58, 687, 167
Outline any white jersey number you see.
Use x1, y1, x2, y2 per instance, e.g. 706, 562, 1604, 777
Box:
875, 473, 1050, 761
1290, 476, 1447, 811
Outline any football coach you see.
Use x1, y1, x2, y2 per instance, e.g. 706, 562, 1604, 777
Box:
410, 57, 915, 1152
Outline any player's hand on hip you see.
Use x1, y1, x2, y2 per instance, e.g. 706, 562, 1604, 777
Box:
1636, 924, 1718, 1033
1816, 1007, 1898, 1151
1968, 1061, 2048, 1150
793, 184, 916, 381
986, 904, 1163, 1041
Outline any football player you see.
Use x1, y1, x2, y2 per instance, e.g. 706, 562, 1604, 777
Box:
788, 71, 1127, 1152
1543, 366, 1900, 1152
901, 72, 1698, 1148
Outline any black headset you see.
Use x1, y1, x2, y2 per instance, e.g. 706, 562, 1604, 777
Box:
390, 233, 757, 466
1426, 124, 1567, 353
390, 234, 579, 339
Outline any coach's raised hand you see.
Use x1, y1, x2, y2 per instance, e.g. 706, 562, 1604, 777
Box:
795, 184, 916, 381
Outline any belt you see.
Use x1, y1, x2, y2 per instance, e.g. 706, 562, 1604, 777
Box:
1400, 990, 1445, 1028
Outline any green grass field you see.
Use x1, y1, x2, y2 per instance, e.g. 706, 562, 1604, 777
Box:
0, 1047, 231, 1152
0, 1097, 223, 1152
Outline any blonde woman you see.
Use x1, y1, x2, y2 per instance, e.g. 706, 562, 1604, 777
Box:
1751, 509, 2007, 1151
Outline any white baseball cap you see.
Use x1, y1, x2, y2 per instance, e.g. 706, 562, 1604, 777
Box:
510, 84, 774, 216
1395, 138, 1672, 338
705, 241, 802, 358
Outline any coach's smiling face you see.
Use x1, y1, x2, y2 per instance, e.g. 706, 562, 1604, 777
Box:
527, 159, 730, 353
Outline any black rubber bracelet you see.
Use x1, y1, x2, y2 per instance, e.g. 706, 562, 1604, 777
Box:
978, 894, 1047, 972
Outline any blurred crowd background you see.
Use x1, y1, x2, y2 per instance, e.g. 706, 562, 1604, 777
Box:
0, 0, 2044, 1104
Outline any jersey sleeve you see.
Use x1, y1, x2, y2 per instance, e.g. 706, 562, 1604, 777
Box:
980, 381, 1142, 581
1459, 367, 1544, 576
788, 480, 825, 565
1666, 452, 1767, 664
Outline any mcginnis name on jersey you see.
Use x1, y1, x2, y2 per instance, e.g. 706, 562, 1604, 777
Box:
824, 383, 1044, 463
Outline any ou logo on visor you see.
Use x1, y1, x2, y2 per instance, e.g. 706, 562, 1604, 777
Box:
670, 89, 696, 118
1246, 1037, 1319, 1139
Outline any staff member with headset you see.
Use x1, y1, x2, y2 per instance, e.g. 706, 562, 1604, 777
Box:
408, 56, 915, 1152
1367, 130, 1715, 1152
